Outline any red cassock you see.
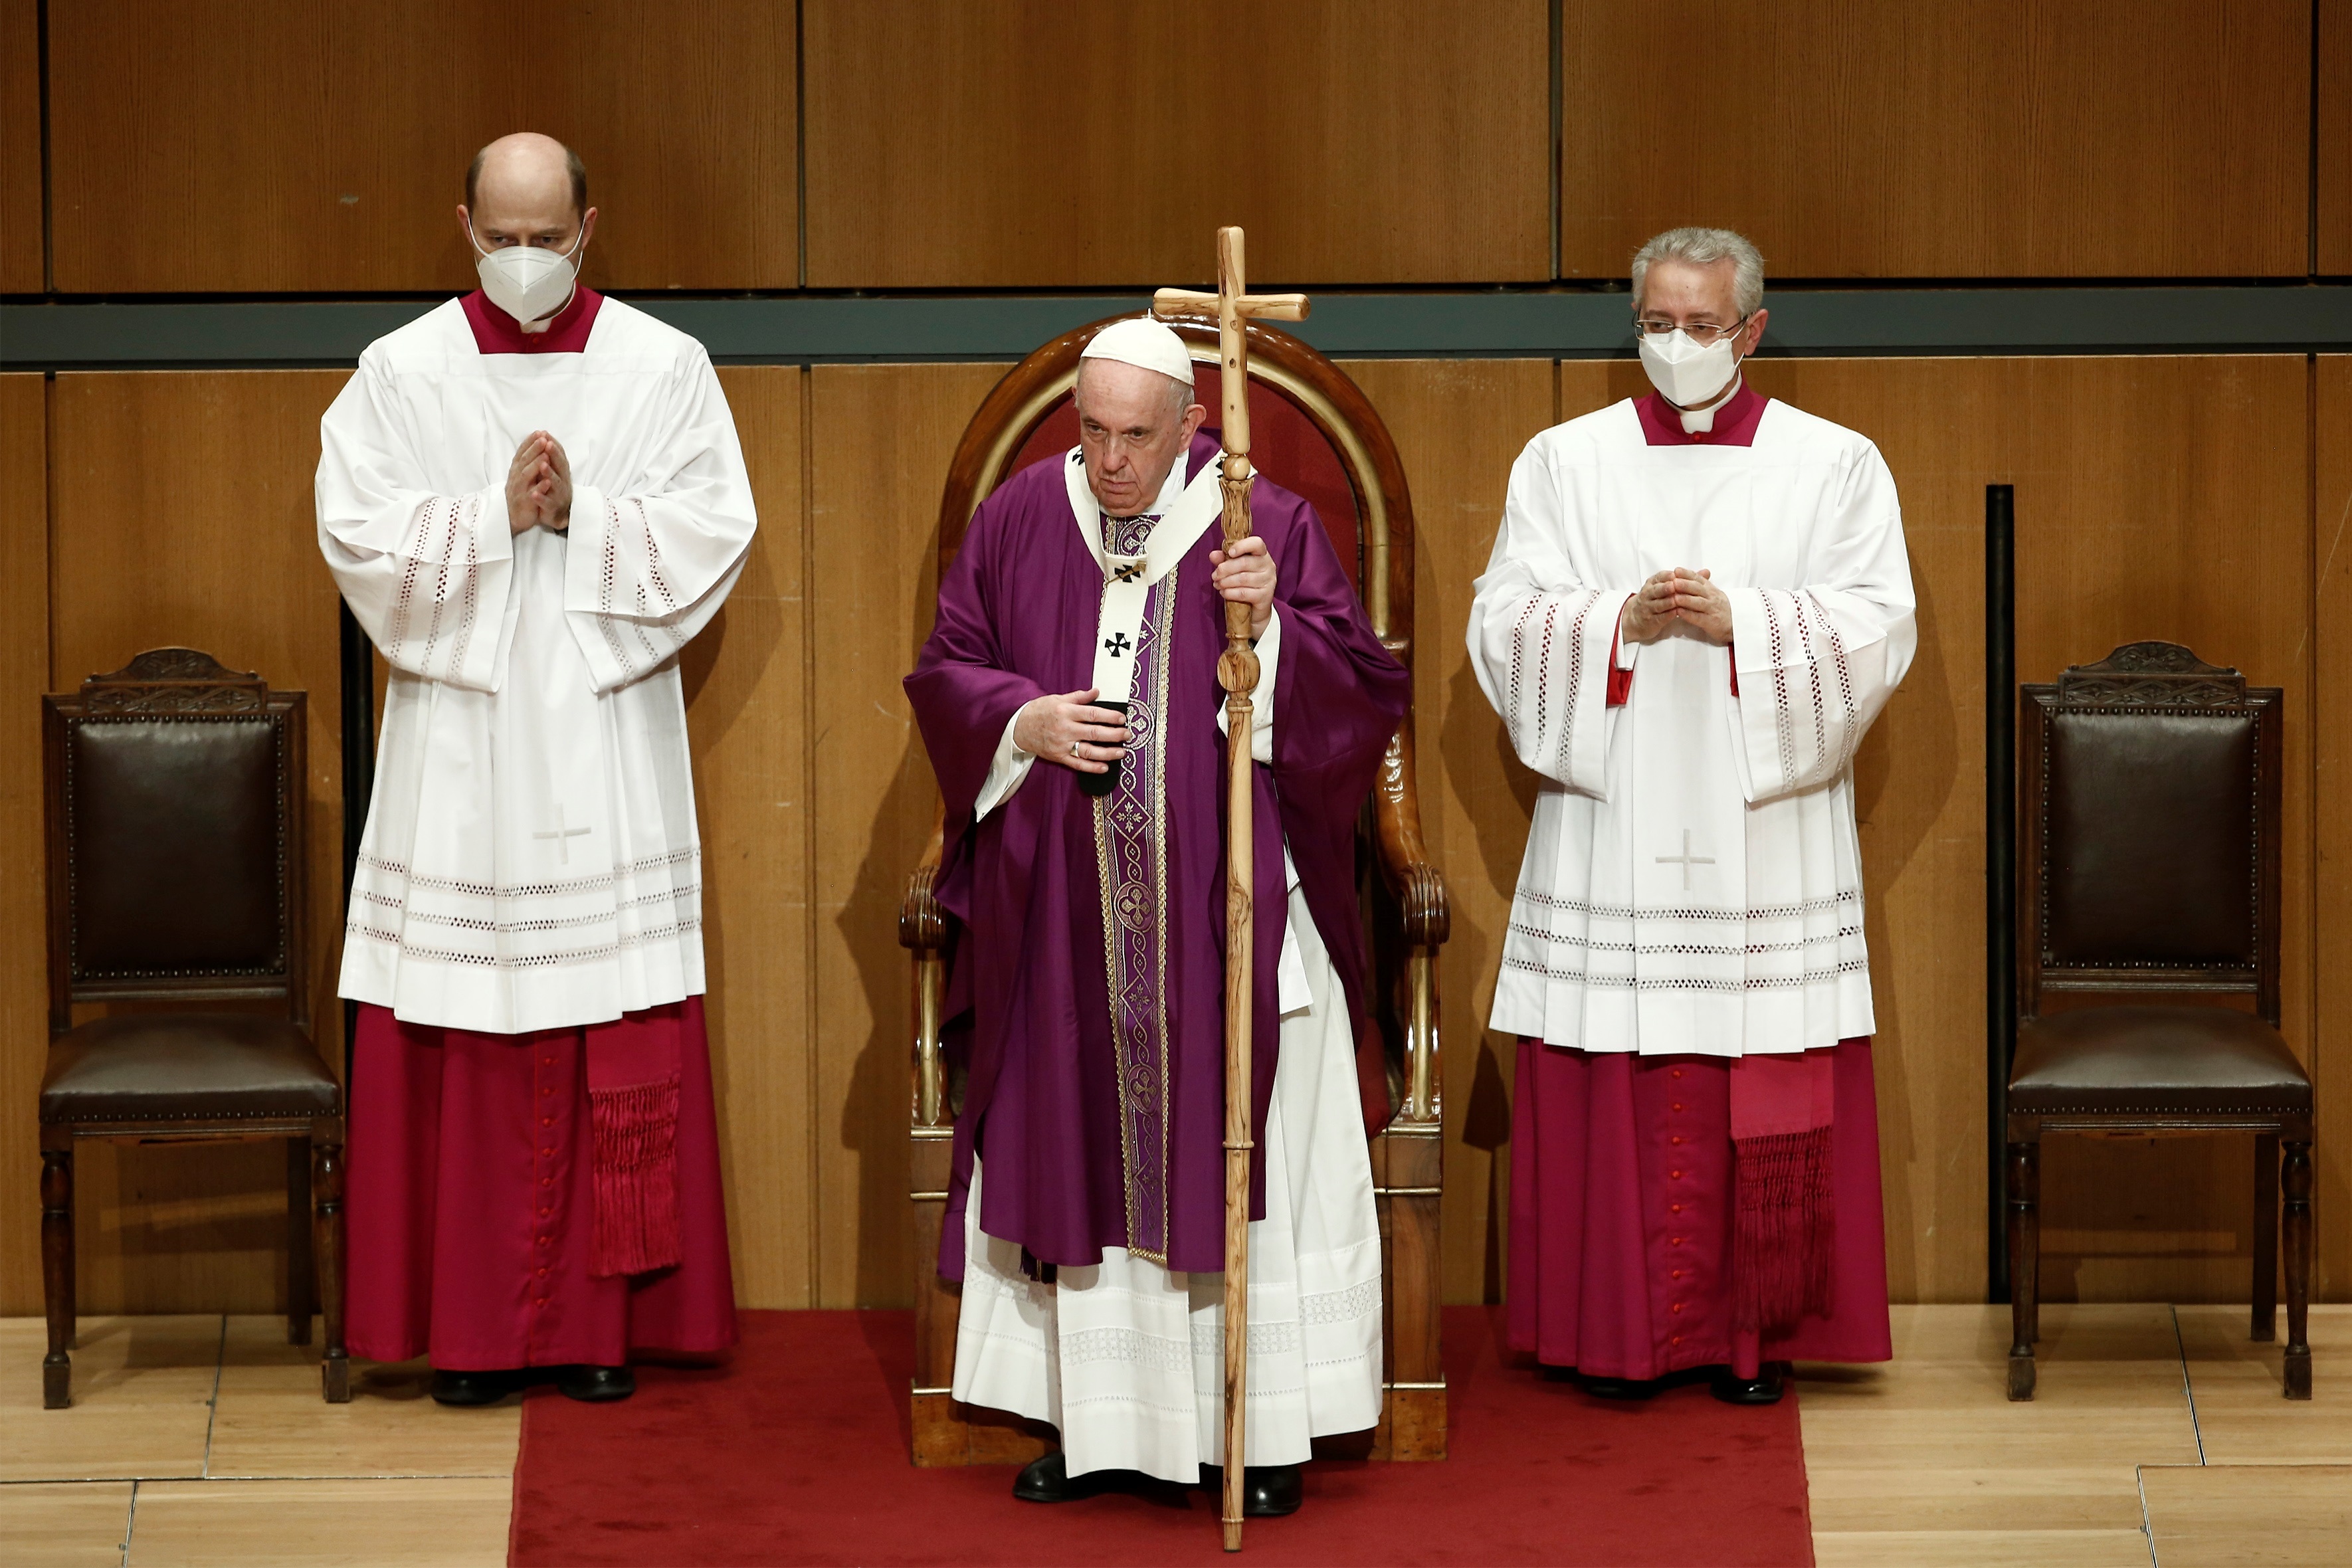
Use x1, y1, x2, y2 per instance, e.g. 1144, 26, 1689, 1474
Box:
1508, 1036, 1892, 1382
347, 999, 738, 1370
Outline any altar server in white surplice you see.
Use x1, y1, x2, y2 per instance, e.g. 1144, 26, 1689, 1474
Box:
1470, 228, 1911, 1407
318, 134, 751, 1407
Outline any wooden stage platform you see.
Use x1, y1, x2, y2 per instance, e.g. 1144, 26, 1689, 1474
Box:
3, 1306, 2344, 1565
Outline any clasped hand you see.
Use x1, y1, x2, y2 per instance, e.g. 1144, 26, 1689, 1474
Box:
1622, 567, 1732, 646
506, 431, 573, 535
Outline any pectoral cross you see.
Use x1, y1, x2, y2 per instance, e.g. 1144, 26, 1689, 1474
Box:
1656, 829, 1715, 891
534, 804, 591, 864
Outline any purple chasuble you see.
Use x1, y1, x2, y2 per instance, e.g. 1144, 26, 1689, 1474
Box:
906, 432, 1408, 1278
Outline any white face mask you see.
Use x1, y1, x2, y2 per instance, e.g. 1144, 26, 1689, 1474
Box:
469, 225, 584, 326
1637, 328, 1743, 409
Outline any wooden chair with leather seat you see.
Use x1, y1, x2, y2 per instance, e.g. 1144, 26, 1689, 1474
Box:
900, 310, 1449, 1465
39, 648, 348, 1409
2005, 640, 2311, 1401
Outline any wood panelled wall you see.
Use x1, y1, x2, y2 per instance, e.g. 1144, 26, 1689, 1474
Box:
1561, 1, 2313, 279
1, 353, 2344, 1315
10, 0, 2345, 293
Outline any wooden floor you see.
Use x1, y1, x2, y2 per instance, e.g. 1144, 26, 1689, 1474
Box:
2, 1306, 2343, 1565
1801, 1304, 2352, 1566
0, 1316, 517, 1565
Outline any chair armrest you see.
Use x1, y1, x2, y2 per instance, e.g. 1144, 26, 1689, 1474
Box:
899, 809, 948, 955
1371, 723, 1447, 1124
902, 805, 949, 1127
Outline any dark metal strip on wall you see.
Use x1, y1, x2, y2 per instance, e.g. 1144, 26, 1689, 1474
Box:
3, 286, 2348, 370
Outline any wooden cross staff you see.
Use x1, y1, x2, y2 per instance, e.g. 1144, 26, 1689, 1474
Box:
1154, 227, 1308, 1554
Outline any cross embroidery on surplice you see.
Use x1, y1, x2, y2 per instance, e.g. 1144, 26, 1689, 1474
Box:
534, 804, 592, 864
1655, 828, 1715, 891
1102, 632, 1133, 659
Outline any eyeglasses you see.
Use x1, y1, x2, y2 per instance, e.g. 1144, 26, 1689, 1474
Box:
1634, 315, 1750, 347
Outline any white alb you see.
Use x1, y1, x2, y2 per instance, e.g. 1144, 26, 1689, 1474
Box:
317, 296, 755, 1034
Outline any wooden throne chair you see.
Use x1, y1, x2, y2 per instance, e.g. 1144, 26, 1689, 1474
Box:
898, 311, 1448, 1464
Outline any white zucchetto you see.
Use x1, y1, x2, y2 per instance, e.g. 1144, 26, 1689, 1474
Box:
1080, 317, 1196, 387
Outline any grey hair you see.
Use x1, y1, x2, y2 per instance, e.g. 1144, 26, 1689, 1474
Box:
1630, 227, 1765, 318
1074, 357, 1197, 423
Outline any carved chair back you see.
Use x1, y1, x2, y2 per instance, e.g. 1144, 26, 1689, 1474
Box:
2019, 640, 2281, 1026
43, 648, 310, 1038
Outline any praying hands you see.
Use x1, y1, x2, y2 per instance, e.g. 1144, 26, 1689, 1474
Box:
505, 431, 574, 534
1622, 567, 1732, 646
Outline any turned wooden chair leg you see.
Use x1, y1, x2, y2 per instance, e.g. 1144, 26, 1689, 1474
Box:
2252, 1133, 2279, 1343
2007, 1140, 2038, 1401
315, 1137, 351, 1403
287, 1137, 316, 1345
42, 1143, 75, 1410
2282, 1139, 2312, 1399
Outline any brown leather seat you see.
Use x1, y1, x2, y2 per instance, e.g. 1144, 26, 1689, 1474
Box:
2003, 642, 2311, 1404
2010, 1007, 2310, 1118
41, 1015, 341, 1123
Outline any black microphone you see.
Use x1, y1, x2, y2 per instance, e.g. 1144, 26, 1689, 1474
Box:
1076, 700, 1131, 799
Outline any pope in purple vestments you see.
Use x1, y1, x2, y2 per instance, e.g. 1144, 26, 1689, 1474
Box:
909, 436, 1404, 1278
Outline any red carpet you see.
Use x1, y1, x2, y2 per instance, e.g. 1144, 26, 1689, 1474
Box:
508, 1307, 1814, 1566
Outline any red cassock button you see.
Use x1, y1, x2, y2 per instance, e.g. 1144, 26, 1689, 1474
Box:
540, 1116, 553, 1127
1671, 1270, 1683, 1280
1671, 1135, 1684, 1145
1671, 1069, 1684, 1080
1672, 1102, 1684, 1113
1670, 1169, 1683, 1180
539, 1177, 553, 1188
534, 1296, 549, 1308
536, 1235, 549, 1247
1671, 1335, 1684, 1346
536, 1266, 549, 1278
538, 1207, 551, 1217
540, 1086, 553, 1098
1671, 1302, 1684, 1314
1671, 1203, 1684, 1214
540, 1058, 553, 1068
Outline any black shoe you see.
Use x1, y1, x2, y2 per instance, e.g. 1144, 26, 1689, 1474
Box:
557, 1365, 635, 1402
1199, 1463, 1305, 1518
1710, 1363, 1787, 1405
1013, 1451, 1110, 1503
429, 1368, 522, 1406
1578, 1375, 1662, 1401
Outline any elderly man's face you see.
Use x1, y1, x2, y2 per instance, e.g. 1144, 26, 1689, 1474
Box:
1075, 360, 1205, 517
1636, 258, 1767, 357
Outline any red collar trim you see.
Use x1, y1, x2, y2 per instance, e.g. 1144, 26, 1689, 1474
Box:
1636, 380, 1766, 447
462, 286, 604, 355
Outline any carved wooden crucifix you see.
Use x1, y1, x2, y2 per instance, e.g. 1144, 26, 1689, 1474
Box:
1153, 229, 1308, 1555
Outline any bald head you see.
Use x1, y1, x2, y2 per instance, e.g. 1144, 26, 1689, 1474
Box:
469, 134, 585, 217
459, 132, 596, 260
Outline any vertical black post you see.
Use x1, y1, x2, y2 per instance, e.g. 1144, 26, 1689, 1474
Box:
338, 601, 375, 1083
1985, 484, 2016, 1304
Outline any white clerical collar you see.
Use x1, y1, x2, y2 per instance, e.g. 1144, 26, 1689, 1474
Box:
1678, 372, 1745, 435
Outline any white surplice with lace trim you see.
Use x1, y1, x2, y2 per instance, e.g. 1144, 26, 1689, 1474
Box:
948, 463, 1383, 1482
1466, 396, 1915, 1058
317, 296, 755, 1034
